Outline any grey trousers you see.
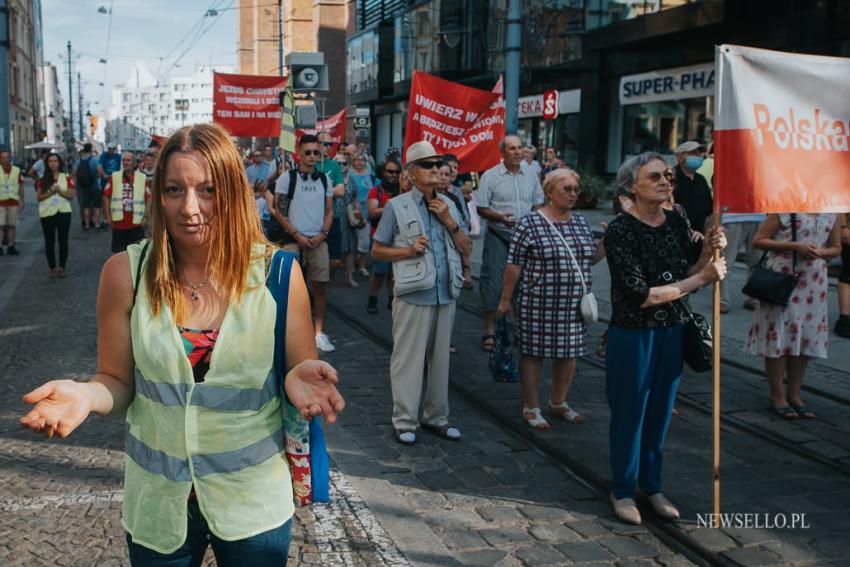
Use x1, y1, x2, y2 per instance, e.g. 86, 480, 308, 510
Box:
720, 221, 762, 305
390, 298, 457, 431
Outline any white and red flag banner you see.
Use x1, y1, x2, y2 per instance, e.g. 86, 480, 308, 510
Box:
404, 71, 504, 173
715, 45, 850, 213
295, 109, 347, 158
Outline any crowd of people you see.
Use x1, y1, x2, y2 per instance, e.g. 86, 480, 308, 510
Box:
12, 122, 850, 561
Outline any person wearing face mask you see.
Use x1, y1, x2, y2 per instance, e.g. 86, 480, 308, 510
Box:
672, 141, 713, 235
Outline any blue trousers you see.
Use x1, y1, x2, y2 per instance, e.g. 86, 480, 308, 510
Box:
126, 500, 292, 566
606, 324, 683, 499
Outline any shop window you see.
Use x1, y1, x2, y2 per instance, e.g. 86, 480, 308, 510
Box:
585, 0, 699, 30
620, 95, 713, 160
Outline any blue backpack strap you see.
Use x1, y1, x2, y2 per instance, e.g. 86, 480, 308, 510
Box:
267, 249, 297, 388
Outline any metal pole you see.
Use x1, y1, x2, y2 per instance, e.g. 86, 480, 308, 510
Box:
277, 0, 284, 77
77, 72, 84, 140
67, 41, 75, 155
504, 0, 522, 135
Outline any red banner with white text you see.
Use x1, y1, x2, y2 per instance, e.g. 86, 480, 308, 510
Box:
296, 109, 347, 158
715, 45, 850, 213
212, 72, 287, 137
404, 71, 504, 173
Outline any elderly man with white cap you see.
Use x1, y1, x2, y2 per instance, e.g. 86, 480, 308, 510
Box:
673, 140, 713, 236
372, 140, 472, 445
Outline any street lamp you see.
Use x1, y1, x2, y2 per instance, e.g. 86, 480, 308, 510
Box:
205, 9, 218, 17
48, 111, 55, 118
97, 5, 108, 13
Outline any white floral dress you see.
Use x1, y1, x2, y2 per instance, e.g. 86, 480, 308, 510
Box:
745, 213, 836, 359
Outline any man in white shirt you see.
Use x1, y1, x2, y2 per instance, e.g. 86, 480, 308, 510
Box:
476, 135, 545, 352
272, 134, 336, 353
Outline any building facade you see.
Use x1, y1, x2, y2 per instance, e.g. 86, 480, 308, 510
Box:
1, 0, 44, 161
237, 0, 353, 117
347, 0, 850, 174
38, 63, 63, 144
106, 63, 230, 150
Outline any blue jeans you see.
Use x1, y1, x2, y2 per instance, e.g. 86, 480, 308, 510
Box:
605, 324, 683, 499
126, 500, 292, 566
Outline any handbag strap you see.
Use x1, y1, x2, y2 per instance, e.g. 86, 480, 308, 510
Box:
132, 241, 151, 307
537, 210, 587, 295
267, 250, 297, 392
754, 212, 798, 272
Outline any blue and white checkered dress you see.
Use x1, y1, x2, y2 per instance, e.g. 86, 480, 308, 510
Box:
508, 213, 596, 358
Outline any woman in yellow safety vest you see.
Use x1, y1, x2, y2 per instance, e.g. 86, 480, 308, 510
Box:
35, 152, 76, 278
20, 123, 345, 565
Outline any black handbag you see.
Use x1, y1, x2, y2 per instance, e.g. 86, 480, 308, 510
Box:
742, 214, 798, 307
683, 302, 713, 373
489, 317, 519, 383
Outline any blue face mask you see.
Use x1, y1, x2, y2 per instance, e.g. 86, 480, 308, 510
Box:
685, 156, 704, 170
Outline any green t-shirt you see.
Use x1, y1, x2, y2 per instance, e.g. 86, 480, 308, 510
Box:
316, 158, 344, 187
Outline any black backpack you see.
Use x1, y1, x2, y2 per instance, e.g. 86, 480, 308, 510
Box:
76, 157, 95, 187
267, 171, 329, 244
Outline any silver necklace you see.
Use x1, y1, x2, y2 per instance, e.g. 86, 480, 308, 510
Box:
183, 275, 208, 301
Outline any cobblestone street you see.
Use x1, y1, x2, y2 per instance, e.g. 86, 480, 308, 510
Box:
2, 203, 850, 565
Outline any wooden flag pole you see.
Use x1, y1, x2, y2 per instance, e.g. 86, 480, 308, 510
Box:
712, 213, 722, 519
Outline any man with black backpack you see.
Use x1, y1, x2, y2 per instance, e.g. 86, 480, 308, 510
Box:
73, 143, 101, 231
272, 134, 336, 353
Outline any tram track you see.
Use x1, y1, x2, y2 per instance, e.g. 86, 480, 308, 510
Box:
327, 300, 742, 567
453, 298, 850, 479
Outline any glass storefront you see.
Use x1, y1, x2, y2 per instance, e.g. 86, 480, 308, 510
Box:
621, 96, 713, 160
517, 114, 580, 168
585, 0, 697, 30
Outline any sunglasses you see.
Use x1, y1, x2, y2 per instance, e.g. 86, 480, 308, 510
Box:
416, 160, 443, 170
384, 169, 401, 175
303, 149, 322, 156
336, 161, 349, 166
321, 141, 334, 147
645, 171, 671, 183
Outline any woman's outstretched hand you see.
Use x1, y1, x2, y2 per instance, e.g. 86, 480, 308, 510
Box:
20, 380, 93, 439
285, 360, 345, 424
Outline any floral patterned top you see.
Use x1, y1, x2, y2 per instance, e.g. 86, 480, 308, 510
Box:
179, 326, 220, 382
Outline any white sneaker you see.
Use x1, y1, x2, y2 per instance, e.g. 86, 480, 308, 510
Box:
315, 332, 336, 353
358, 267, 370, 277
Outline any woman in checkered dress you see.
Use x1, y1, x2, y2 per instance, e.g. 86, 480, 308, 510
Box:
498, 169, 605, 429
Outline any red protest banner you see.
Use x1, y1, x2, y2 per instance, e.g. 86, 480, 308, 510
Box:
212, 72, 287, 138
404, 71, 504, 173
296, 109, 347, 157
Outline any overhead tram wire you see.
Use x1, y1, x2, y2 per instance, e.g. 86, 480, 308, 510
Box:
155, 0, 229, 84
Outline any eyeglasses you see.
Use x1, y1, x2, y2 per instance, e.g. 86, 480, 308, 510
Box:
303, 150, 322, 156
336, 161, 349, 166
562, 185, 580, 194
384, 169, 401, 175
321, 141, 334, 147
644, 171, 669, 183
416, 160, 443, 170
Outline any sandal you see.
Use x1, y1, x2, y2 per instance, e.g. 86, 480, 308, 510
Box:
790, 403, 816, 419
767, 404, 798, 419
421, 422, 461, 441
481, 334, 496, 352
522, 407, 549, 430
395, 429, 417, 445
548, 401, 583, 423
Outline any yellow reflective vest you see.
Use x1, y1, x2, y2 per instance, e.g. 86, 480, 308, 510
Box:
123, 242, 293, 554
110, 170, 147, 225
0, 165, 21, 202
38, 173, 73, 218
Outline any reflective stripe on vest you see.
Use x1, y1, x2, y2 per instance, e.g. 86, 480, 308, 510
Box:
38, 173, 73, 218
111, 170, 146, 224
123, 241, 293, 554
0, 165, 21, 201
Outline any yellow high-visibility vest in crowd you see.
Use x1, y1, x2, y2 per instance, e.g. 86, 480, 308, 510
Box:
0, 165, 21, 202
123, 242, 294, 554
110, 170, 147, 225
38, 173, 73, 218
